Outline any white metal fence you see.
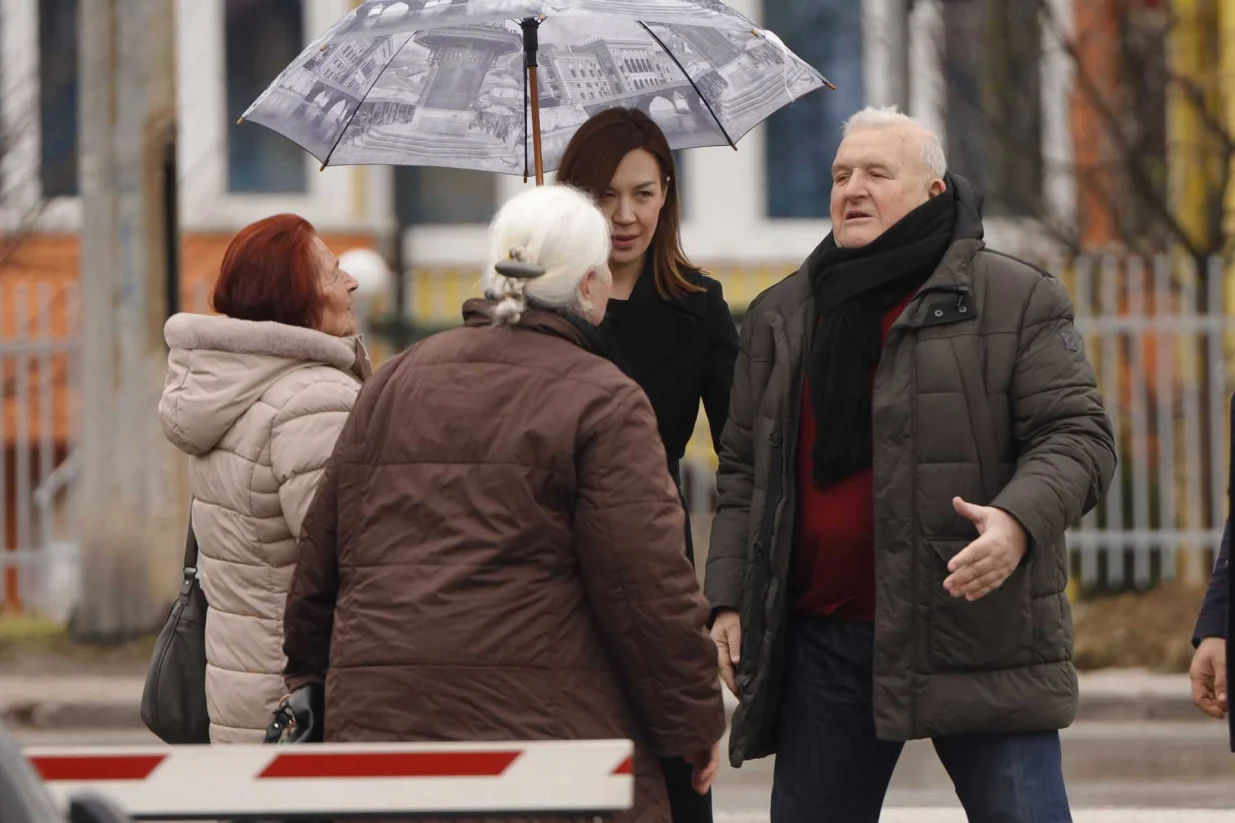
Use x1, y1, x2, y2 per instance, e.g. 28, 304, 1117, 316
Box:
1063, 255, 1231, 591
0, 279, 213, 618
0, 256, 1231, 618
0, 280, 80, 619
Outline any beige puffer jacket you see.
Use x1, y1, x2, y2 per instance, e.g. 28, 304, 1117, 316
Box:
158, 312, 369, 743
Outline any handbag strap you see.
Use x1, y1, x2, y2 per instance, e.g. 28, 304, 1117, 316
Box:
184, 504, 199, 569
181, 503, 200, 594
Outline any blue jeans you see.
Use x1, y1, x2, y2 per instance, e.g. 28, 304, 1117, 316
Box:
771, 617, 1072, 823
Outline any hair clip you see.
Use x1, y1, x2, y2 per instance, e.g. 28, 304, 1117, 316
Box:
494, 260, 546, 279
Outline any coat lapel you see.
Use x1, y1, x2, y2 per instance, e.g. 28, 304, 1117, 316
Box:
609, 266, 708, 381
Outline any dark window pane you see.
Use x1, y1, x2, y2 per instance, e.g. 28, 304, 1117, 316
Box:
226, 0, 306, 193
394, 166, 495, 225
764, 0, 864, 218
39, 0, 78, 198
942, 0, 1042, 216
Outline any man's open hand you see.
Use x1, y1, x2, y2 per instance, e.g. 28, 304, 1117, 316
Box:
945, 497, 1028, 601
1191, 637, 1228, 720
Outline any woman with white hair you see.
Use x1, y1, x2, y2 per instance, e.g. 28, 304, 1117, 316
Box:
281, 184, 726, 823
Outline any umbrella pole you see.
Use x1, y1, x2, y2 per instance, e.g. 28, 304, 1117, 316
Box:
521, 18, 544, 185
528, 67, 544, 185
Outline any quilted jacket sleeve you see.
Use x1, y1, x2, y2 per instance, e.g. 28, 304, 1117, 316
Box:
1194, 520, 1231, 644
281, 399, 357, 693
990, 275, 1117, 555
704, 300, 766, 614
270, 377, 358, 540
573, 383, 726, 758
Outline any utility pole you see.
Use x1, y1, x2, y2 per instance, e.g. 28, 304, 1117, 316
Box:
74, 0, 180, 641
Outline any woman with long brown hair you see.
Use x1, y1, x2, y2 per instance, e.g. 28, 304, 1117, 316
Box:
556, 107, 738, 823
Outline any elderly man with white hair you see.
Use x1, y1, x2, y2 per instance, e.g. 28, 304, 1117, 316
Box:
704, 106, 1116, 822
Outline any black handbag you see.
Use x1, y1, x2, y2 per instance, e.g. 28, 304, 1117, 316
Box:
139, 512, 211, 744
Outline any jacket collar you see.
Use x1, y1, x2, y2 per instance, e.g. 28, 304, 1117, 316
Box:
894, 238, 984, 328
626, 258, 709, 319
351, 336, 374, 380
783, 175, 989, 333
163, 312, 370, 380
462, 298, 590, 349
159, 313, 367, 457
897, 174, 987, 329
773, 235, 986, 337
606, 259, 708, 380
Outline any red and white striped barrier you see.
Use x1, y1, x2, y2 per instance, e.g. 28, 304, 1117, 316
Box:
24, 739, 634, 820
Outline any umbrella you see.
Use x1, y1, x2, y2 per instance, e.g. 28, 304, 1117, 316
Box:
240, 0, 832, 184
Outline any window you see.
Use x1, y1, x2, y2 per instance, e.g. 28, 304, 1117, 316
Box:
941, 0, 1043, 216
394, 166, 496, 225
39, 0, 79, 198
225, 0, 306, 193
763, 0, 864, 219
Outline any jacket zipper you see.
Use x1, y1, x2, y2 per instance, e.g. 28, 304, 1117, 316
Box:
885, 311, 924, 736
742, 312, 804, 680
906, 327, 921, 735
740, 441, 780, 685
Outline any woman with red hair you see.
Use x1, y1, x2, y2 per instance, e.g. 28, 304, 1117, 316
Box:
158, 213, 370, 743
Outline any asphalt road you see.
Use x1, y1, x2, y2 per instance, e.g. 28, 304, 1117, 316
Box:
14, 722, 1235, 820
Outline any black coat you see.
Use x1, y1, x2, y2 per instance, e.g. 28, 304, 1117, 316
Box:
1193, 394, 1235, 751
603, 267, 739, 560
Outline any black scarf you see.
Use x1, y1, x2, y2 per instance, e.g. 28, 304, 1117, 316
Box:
806, 182, 958, 488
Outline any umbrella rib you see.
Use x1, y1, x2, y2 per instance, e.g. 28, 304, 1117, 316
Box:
317, 34, 420, 171
638, 22, 736, 151
319, 110, 358, 171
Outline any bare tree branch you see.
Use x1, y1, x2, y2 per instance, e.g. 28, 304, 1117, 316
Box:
1036, 0, 1207, 259
933, 0, 1233, 261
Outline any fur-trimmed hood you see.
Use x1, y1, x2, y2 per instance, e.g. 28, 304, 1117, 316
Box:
159, 313, 369, 456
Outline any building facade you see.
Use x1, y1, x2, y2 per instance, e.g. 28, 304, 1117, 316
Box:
23, 0, 1224, 613
0, 0, 1075, 327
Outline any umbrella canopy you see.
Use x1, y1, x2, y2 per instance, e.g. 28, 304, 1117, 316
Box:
241, 0, 829, 178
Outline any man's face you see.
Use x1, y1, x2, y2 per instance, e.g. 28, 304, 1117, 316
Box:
829, 125, 945, 248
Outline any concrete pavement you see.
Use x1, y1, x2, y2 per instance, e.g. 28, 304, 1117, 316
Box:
0, 668, 1206, 730
0, 675, 144, 729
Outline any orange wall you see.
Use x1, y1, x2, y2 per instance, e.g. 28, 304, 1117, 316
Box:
1070, 0, 1122, 248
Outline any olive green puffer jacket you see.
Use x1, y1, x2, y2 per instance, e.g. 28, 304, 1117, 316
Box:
705, 183, 1116, 765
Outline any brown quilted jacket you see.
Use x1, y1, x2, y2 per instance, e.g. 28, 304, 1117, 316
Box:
283, 300, 725, 823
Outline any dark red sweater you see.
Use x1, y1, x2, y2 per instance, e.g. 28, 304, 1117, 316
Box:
789, 295, 913, 621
